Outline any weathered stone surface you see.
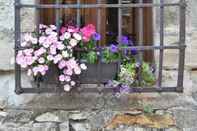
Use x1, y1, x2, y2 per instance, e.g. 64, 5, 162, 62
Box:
105, 114, 175, 130
59, 121, 69, 131
70, 122, 91, 131
169, 107, 197, 129
35, 112, 61, 122
3, 109, 34, 123
68, 111, 88, 121
32, 122, 58, 131
88, 110, 117, 130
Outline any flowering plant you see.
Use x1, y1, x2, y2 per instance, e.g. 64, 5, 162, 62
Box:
107, 61, 156, 94
16, 24, 87, 92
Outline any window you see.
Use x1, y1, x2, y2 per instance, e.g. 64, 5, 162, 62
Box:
14, 0, 186, 94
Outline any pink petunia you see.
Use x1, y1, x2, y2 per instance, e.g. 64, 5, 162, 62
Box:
53, 54, 63, 64
59, 75, 65, 82
23, 49, 33, 56
60, 27, 67, 34
58, 60, 66, 69
34, 47, 46, 57
25, 56, 34, 65
67, 26, 79, 33
80, 24, 96, 42
63, 69, 73, 76
50, 45, 57, 55
39, 36, 46, 44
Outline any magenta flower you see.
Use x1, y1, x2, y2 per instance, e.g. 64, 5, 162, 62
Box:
60, 27, 67, 34
80, 24, 96, 42
67, 26, 79, 33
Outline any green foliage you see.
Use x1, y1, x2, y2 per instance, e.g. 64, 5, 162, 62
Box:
117, 61, 156, 87
102, 48, 120, 63
83, 51, 97, 64
141, 63, 156, 86
143, 104, 154, 114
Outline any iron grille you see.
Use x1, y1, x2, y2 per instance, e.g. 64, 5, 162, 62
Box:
14, 0, 186, 94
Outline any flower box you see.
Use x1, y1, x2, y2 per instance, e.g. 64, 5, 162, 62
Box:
79, 62, 119, 84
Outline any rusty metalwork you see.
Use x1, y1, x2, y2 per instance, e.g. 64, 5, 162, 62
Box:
14, 0, 186, 94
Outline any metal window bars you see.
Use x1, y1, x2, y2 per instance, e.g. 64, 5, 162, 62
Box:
14, 0, 186, 94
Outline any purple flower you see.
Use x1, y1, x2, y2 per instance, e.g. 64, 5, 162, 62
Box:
121, 36, 129, 45
119, 85, 130, 94
131, 47, 138, 55
110, 44, 118, 53
93, 33, 101, 41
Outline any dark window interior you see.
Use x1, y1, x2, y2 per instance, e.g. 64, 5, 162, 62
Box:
40, 0, 153, 62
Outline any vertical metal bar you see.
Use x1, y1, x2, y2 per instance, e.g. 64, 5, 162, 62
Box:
77, 0, 81, 27
158, 0, 164, 88
15, 0, 23, 94
117, 0, 122, 82
137, 0, 143, 86
55, 0, 60, 31
97, 0, 102, 86
177, 0, 186, 92
36, 0, 40, 34
118, 0, 122, 42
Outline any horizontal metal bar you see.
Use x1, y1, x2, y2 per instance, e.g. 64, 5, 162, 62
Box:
16, 3, 180, 9
15, 44, 186, 51
19, 87, 179, 94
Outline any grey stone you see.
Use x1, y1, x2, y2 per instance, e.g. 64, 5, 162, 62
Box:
68, 111, 88, 121
59, 121, 69, 131
0, 111, 8, 117
70, 122, 91, 131
52, 110, 69, 122
88, 111, 117, 130
3, 109, 34, 123
35, 112, 61, 122
32, 122, 58, 131
169, 108, 197, 129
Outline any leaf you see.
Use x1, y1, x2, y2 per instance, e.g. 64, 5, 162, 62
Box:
86, 51, 97, 64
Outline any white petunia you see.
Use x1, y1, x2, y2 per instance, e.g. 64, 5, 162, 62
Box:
64, 84, 71, 92
69, 39, 78, 47
62, 51, 69, 58
73, 33, 82, 41
74, 67, 81, 75
70, 81, 76, 86
80, 63, 87, 70
21, 42, 27, 47
31, 38, 38, 44
47, 55, 54, 61
38, 57, 45, 64
45, 28, 53, 35
64, 32, 71, 39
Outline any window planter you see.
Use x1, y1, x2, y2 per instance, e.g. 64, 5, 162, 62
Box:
79, 62, 119, 84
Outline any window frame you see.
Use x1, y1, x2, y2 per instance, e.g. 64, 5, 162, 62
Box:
14, 0, 186, 94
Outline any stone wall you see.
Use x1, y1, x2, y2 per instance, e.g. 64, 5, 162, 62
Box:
0, 0, 197, 130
